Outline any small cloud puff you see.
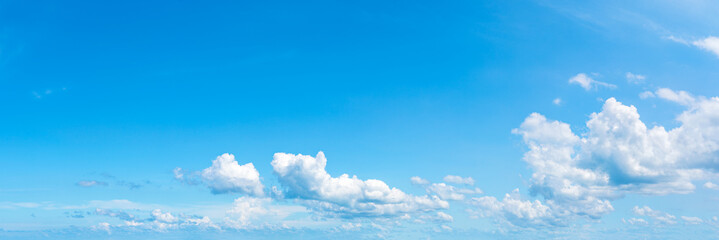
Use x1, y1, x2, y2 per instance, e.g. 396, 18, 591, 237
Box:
443, 175, 475, 185
704, 182, 719, 190
626, 72, 646, 84
553, 98, 561, 106
410, 176, 429, 185
201, 153, 265, 196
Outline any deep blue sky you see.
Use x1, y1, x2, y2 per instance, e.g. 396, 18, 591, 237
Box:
2, 0, 719, 239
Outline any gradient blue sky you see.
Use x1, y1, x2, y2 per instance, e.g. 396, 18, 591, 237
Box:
2, 0, 719, 239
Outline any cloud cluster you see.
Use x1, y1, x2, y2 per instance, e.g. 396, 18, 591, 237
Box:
91, 208, 218, 231
200, 153, 265, 196
477, 90, 719, 227
471, 189, 558, 227
625, 72, 646, 84
271, 152, 449, 217
632, 206, 676, 224
622, 217, 648, 225
222, 196, 311, 230
424, 183, 483, 201
418, 211, 454, 223
410, 175, 483, 201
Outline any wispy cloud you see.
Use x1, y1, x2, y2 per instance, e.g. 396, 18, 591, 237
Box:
76, 180, 108, 187
667, 35, 719, 58
443, 175, 475, 185
568, 73, 616, 91
32, 87, 67, 99
632, 206, 677, 224
625, 72, 646, 84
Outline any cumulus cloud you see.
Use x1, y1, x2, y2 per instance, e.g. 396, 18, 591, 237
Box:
443, 175, 475, 185
626, 72, 646, 84
655, 88, 697, 106
225, 197, 271, 229
481, 91, 719, 227
410, 176, 429, 185
271, 152, 449, 217
704, 181, 719, 190
693, 36, 719, 58
632, 206, 676, 224
568, 73, 616, 91
201, 153, 264, 196
151, 209, 178, 223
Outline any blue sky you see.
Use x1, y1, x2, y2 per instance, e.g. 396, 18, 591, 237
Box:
2, 0, 719, 239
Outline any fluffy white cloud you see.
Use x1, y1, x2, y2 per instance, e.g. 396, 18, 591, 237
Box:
271, 152, 449, 217
655, 88, 696, 106
626, 72, 646, 84
568, 73, 616, 91
443, 175, 475, 185
704, 181, 719, 190
486, 91, 719, 226
410, 176, 429, 185
225, 197, 271, 229
201, 153, 264, 196
151, 209, 178, 223
693, 36, 719, 58
224, 196, 307, 229
632, 206, 676, 224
